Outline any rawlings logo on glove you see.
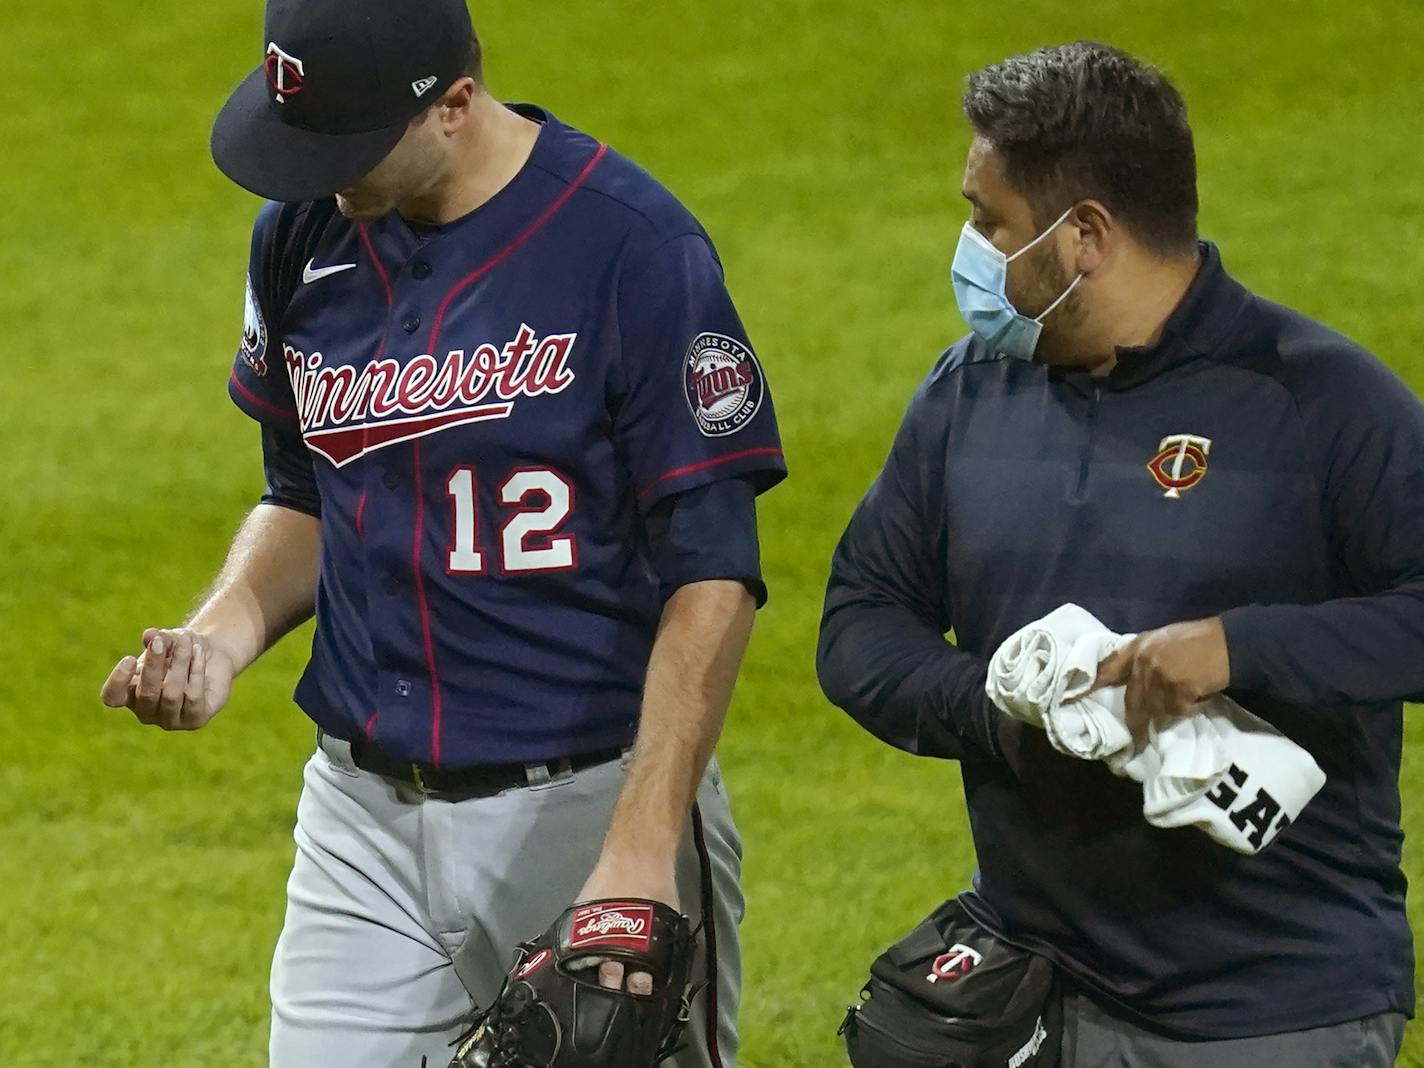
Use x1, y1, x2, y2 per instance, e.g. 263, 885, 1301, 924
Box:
449, 898, 695, 1068
569, 902, 655, 952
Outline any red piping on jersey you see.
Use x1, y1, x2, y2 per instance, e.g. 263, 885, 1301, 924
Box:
363, 711, 379, 739
357, 222, 395, 466
354, 217, 395, 552
638, 447, 785, 499
357, 223, 395, 310
425, 143, 609, 354
414, 142, 609, 767
229, 369, 299, 422
410, 437, 444, 764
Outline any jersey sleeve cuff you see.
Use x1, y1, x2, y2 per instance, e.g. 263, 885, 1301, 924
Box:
259, 491, 323, 519
229, 370, 301, 427
1221, 605, 1269, 691
661, 573, 769, 609
635, 448, 787, 514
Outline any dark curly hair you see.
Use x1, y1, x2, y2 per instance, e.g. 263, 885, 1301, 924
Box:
964, 42, 1198, 257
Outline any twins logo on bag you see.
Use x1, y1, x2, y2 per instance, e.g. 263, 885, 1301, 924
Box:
926, 943, 983, 984
568, 902, 655, 952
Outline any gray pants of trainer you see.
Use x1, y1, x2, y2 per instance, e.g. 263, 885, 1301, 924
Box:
1061, 990, 1407, 1067
268, 737, 744, 1068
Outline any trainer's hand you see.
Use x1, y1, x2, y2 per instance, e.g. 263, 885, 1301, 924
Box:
100, 628, 236, 731
1087, 618, 1230, 740
576, 858, 680, 996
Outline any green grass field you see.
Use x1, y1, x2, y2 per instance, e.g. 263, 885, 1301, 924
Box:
4, 0, 1424, 1063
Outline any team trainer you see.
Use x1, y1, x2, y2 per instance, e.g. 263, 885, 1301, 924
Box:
100, 0, 785, 1064
819, 41, 1421, 1066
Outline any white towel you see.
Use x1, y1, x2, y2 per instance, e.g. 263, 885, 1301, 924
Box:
986, 604, 1326, 854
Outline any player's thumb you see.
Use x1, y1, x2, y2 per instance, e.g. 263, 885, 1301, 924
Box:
100, 656, 139, 707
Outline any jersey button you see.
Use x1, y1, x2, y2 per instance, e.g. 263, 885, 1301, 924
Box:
411, 260, 432, 280
382, 471, 401, 489
402, 314, 421, 333
382, 575, 401, 595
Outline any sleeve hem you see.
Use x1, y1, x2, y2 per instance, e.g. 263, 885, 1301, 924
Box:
636, 449, 787, 512
259, 494, 322, 519
230, 370, 300, 425
1221, 605, 1267, 690
661, 574, 768, 609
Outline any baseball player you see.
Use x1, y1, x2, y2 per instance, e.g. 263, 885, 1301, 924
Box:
99, 1, 785, 1065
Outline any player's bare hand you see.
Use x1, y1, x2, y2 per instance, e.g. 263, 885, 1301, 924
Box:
1085, 617, 1230, 739
577, 861, 680, 996
100, 628, 236, 731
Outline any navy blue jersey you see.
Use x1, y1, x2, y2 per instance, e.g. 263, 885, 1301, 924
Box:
818, 244, 1423, 1037
230, 105, 786, 766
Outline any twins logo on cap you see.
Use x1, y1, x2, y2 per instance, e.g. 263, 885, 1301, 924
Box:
264, 43, 305, 103
685, 332, 764, 437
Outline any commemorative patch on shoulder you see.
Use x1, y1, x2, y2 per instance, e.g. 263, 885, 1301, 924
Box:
240, 273, 269, 376
684, 332, 763, 437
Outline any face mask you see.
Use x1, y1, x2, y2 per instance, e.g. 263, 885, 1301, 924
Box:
950, 206, 1084, 360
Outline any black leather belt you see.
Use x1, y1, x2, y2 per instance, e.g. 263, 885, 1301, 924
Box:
346, 734, 624, 800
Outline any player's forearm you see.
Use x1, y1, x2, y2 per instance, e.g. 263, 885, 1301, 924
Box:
185, 503, 321, 673
601, 580, 755, 863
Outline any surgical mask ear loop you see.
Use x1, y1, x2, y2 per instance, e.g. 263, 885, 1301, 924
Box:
1033, 271, 1084, 324
1008, 205, 1083, 324
1006, 205, 1078, 264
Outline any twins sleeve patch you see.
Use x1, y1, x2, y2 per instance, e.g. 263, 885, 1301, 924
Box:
684, 332, 763, 437
240, 273, 269, 376
568, 902, 655, 953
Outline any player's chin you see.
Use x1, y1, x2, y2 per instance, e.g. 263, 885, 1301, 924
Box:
334, 192, 388, 221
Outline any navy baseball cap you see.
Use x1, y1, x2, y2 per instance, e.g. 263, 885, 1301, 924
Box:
211, 0, 474, 202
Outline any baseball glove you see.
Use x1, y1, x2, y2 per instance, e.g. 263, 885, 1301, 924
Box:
448, 899, 696, 1068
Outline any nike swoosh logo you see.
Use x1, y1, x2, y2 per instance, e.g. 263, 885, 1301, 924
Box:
303, 259, 357, 284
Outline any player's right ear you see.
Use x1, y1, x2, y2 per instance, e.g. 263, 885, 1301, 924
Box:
437, 78, 479, 134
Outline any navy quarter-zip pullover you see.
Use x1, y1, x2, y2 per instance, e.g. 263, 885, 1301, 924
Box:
817, 243, 1424, 1037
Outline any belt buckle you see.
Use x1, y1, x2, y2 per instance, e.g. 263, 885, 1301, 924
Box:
411, 764, 429, 794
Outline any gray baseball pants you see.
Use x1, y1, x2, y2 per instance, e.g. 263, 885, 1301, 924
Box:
1060, 989, 1406, 1067
268, 735, 743, 1068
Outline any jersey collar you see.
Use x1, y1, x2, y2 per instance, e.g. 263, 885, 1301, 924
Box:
1101, 241, 1254, 391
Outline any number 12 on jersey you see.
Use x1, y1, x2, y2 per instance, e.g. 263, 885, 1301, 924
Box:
446, 467, 577, 575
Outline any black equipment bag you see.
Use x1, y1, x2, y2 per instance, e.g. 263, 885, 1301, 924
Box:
839, 895, 1061, 1068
